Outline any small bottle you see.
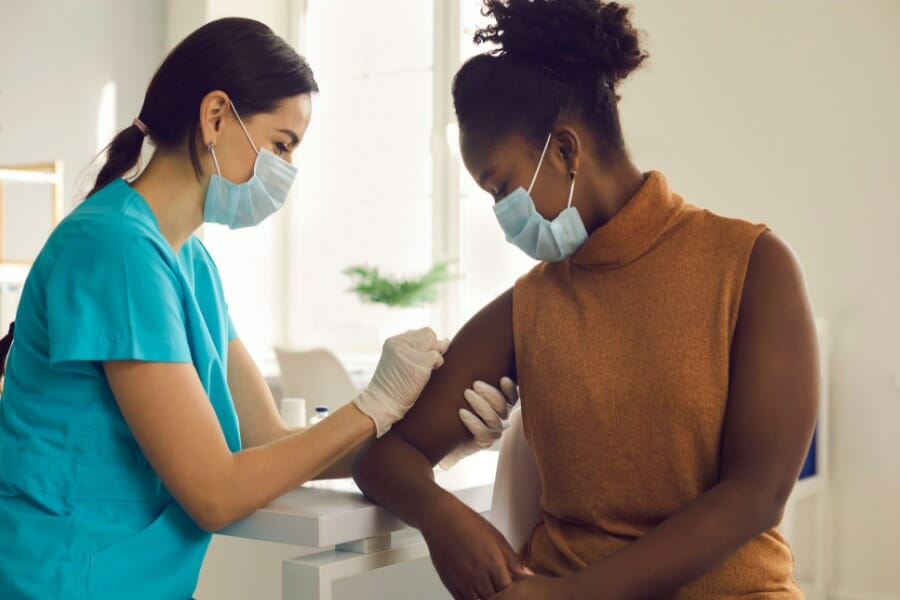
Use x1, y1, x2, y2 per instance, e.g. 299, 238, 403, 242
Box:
309, 405, 330, 425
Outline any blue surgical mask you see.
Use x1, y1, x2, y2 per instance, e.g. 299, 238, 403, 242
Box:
492, 132, 588, 262
204, 101, 298, 229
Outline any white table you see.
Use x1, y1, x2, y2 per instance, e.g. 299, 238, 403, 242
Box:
218, 451, 498, 600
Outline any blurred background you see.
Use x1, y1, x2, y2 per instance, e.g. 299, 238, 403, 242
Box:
0, 1, 897, 599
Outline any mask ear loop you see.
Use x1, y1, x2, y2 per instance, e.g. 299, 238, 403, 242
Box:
208, 142, 222, 176
567, 169, 577, 209
527, 132, 554, 194
229, 100, 259, 154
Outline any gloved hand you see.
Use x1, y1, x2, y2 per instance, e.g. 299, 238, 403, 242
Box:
353, 327, 450, 437
439, 377, 519, 469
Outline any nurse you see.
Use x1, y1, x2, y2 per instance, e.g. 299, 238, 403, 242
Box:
0, 17, 515, 600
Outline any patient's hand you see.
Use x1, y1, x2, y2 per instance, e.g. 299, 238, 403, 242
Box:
420, 495, 527, 600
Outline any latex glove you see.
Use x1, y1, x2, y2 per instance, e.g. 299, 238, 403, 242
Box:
353, 327, 450, 437
439, 377, 519, 470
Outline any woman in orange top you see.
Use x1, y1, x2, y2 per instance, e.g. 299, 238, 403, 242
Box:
352, 1, 818, 599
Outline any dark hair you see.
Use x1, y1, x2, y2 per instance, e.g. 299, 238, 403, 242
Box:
90, 17, 318, 197
452, 0, 647, 155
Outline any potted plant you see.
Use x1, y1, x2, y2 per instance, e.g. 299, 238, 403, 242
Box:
344, 262, 453, 343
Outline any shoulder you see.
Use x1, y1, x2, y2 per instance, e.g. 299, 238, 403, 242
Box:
681, 204, 768, 249
43, 186, 175, 284
742, 231, 807, 305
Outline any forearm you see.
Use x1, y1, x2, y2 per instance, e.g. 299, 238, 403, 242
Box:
352, 433, 460, 530
210, 403, 375, 529
266, 425, 358, 480
564, 481, 783, 599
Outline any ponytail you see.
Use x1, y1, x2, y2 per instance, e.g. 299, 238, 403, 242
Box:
89, 122, 146, 196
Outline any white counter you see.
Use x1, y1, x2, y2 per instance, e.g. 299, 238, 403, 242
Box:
217, 451, 498, 599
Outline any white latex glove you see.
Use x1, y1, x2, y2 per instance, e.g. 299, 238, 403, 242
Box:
353, 328, 450, 437
439, 377, 519, 470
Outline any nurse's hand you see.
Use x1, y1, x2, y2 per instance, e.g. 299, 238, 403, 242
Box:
353, 328, 450, 437
440, 377, 519, 469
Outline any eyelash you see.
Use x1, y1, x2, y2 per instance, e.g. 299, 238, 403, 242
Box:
275, 142, 290, 155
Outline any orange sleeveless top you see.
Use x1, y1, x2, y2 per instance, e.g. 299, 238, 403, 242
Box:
514, 172, 801, 597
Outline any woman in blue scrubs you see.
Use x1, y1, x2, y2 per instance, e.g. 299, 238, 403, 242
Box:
0, 18, 516, 600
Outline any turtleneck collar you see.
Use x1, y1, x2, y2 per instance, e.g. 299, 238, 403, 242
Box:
571, 171, 684, 268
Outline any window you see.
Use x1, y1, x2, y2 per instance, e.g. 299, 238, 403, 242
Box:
210, 1, 537, 361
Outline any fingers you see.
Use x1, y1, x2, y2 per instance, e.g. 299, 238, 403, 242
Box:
488, 561, 514, 592
499, 377, 519, 406
472, 570, 498, 600
437, 337, 451, 354
472, 381, 511, 418
458, 409, 500, 449
464, 389, 505, 431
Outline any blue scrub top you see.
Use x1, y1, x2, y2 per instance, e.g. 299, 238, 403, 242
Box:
0, 179, 241, 599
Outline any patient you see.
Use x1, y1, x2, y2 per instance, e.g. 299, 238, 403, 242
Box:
352, 2, 818, 598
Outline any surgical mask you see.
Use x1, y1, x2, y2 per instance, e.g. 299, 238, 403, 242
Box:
492, 132, 588, 262
204, 101, 298, 229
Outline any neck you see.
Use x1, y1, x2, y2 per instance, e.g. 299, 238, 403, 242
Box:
130, 147, 207, 252
577, 156, 646, 234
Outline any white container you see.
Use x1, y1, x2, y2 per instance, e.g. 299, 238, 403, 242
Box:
280, 397, 307, 428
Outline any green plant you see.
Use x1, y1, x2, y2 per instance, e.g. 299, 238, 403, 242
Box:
344, 262, 454, 308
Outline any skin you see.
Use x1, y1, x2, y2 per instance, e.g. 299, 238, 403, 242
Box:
352, 122, 819, 599
104, 91, 438, 532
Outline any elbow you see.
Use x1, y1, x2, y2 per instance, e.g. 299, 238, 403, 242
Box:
187, 495, 236, 533
736, 481, 793, 534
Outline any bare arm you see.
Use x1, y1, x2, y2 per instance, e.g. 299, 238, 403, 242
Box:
553, 231, 819, 599
104, 358, 374, 532
352, 289, 522, 599
352, 288, 516, 525
226, 337, 358, 479
227, 337, 290, 448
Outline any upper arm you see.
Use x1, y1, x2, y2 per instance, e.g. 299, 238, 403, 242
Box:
720, 231, 819, 506
104, 360, 235, 530
227, 337, 287, 447
388, 288, 517, 465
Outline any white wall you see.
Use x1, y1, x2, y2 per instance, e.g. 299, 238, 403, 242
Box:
620, 1, 900, 597
0, 0, 164, 209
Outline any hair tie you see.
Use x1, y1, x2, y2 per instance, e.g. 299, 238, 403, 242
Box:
132, 118, 149, 136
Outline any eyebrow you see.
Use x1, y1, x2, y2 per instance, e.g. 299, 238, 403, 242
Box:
278, 128, 300, 147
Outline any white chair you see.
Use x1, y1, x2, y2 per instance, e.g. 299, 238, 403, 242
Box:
489, 407, 543, 553
273, 347, 359, 423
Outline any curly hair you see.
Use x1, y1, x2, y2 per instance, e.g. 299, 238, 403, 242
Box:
453, 0, 647, 154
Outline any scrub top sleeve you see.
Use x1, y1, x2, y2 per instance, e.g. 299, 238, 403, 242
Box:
45, 220, 193, 366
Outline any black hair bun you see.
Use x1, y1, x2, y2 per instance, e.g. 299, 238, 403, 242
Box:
475, 0, 647, 84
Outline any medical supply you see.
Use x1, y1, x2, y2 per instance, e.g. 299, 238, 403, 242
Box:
309, 405, 329, 425
351, 328, 450, 437
493, 131, 588, 261
204, 101, 297, 229
280, 397, 307, 428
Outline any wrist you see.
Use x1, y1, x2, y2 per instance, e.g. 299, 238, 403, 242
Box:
346, 400, 377, 438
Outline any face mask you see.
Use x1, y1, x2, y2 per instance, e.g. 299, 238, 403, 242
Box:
204, 101, 298, 229
492, 132, 589, 262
